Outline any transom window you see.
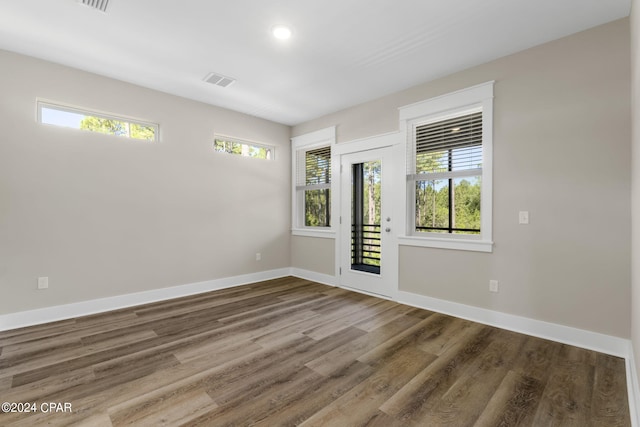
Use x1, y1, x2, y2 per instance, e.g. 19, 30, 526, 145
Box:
38, 101, 158, 142
213, 136, 274, 160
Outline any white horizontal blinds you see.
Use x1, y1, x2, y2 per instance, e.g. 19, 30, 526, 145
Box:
306, 146, 331, 184
415, 111, 483, 175
297, 146, 331, 190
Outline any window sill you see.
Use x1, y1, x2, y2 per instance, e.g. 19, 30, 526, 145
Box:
291, 228, 336, 239
398, 235, 493, 253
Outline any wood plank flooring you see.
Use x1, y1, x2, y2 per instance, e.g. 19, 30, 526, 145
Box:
0, 276, 631, 426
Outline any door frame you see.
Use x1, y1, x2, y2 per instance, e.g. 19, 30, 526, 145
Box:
333, 132, 403, 299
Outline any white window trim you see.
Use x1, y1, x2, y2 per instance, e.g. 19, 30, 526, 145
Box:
398, 81, 494, 253
37, 99, 159, 142
291, 126, 337, 238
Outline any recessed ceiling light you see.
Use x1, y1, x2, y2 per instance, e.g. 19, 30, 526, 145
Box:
272, 25, 292, 40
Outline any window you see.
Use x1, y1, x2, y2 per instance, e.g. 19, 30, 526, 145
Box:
299, 146, 331, 227
291, 127, 336, 237
412, 111, 482, 234
38, 101, 158, 142
399, 82, 493, 252
213, 136, 274, 160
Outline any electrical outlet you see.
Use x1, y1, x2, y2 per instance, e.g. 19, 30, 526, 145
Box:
256, 253, 261, 261
38, 277, 49, 289
519, 211, 529, 224
489, 280, 499, 293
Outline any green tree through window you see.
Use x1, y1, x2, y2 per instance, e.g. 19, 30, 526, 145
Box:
38, 101, 158, 142
79, 117, 156, 141
213, 138, 273, 160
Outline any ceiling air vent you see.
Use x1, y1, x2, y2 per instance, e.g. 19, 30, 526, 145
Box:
78, 0, 110, 12
203, 72, 236, 88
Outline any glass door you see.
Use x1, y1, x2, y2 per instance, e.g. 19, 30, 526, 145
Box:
340, 147, 394, 297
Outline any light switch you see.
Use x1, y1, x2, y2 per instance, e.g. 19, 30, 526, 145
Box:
489, 280, 499, 293
519, 211, 529, 224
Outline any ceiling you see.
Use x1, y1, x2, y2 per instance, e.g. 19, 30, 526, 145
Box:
0, 0, 631, 126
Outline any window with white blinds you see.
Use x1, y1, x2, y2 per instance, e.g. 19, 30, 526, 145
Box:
414, 111, 482, 175
409, 109, 483, 236
291, 127, 336, 236
295, 145, 331, 227
400, 81, 493, 251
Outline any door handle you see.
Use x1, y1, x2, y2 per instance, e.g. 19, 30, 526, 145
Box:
385, 227, 391, 232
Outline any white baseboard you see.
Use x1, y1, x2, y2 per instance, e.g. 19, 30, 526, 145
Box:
290, 268, 337, 287
396, 290, 630, 358
0, 268, 291, 332
629, 343, 640, 427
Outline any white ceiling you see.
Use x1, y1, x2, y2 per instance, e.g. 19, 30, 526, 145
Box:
0, 0, 631, 126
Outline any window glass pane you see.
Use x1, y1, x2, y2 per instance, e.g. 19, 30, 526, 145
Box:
214, 139, 234, 154
305, 147, 331, 185
450, 145, 482, 172
416, 151, 448, 174
130, 123, 156, 141
40, 107, 85, 129
416, 145, 482, 174
214, 138, 272, 160
453, 176, 481, 234
415, 179, 449, 233
304, 188, 330, 227
351, 161, 381, 271
415, 176, 480, 234
415, 111, 482, 173
362, 161, 380, 226
79, 117, 129, 137
39, 103, 157, 141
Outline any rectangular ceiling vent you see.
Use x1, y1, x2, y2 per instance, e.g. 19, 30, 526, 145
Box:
203, 72, 236, 88
78, 0, 110, 13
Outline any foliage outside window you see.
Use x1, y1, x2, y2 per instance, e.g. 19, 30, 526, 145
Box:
214, 137, 273, 160
298, 146, 331, 227
351, 160, 381, 270
38, 101, 157, 141
412, 111, 482, 235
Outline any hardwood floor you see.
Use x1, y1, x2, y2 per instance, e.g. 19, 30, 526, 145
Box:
0, 276, 631, 426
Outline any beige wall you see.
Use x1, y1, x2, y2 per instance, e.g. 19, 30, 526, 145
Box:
0, 50, 291, 314
292, 19, 631, 338
291, 236, 335, 276
631, 0, 640, 395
